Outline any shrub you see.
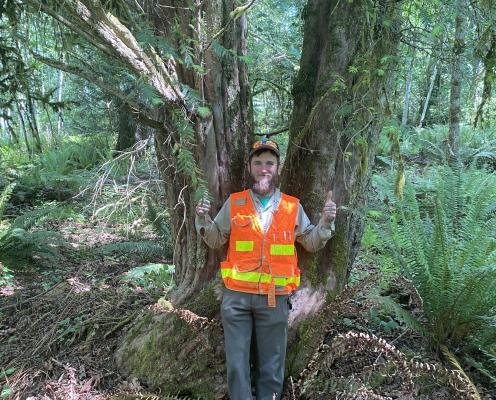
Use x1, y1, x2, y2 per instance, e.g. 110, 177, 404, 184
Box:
0, 204, 66, 270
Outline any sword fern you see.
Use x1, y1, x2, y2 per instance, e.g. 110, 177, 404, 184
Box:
384, 165, 496, 348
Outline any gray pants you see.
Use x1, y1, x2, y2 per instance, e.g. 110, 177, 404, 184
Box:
220, 289, 290, 400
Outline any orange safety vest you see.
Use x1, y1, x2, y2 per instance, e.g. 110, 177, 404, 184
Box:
220, 190, 300, 307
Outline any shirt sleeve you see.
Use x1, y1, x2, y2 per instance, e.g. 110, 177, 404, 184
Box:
195, 197, 231, 249
295, 203, 334, 252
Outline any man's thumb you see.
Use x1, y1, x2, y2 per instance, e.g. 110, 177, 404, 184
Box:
326, 190, 333, 202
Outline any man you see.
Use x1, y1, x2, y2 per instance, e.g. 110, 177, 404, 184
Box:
195, 138, 336, 400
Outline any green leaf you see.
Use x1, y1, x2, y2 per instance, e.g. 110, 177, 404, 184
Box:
197, 106, 211, 118
348, 65, 359, 73
1, 386, 12, 398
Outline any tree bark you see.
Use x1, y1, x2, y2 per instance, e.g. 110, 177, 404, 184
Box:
401, 54, 415, 128
25, 94, 43, 152
473, 33, 496, 128
448, 0, 465, 162
418, 63, 437, 128
56, 54, 65, 135
15, 100, 32, 156
282, 0, 401, 297
113, 94, 138, 154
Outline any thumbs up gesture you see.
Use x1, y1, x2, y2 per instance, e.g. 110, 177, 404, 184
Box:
195, 197, 211, 217
321, 190, 336, 224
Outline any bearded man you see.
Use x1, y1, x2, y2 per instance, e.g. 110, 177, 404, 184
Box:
195, 138, 336, 400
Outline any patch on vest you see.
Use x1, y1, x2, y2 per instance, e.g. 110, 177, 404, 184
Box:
234, 197, 247, 206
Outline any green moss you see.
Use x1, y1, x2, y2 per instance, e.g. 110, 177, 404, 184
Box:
354, 136, 369, 182
304, 254, 320, 288
184, 281, 221, 319
292, 69, 318, 98
115, 287, 225, 398
328, 226, 348, 296
286, 311, 326, 377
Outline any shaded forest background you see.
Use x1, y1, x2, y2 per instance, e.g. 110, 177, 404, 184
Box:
1, 0, 496, 398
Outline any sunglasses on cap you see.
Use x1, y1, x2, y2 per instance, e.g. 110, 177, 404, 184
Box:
251, 139, 278, 151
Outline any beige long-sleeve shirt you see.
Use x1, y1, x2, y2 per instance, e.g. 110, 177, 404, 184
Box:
195, 189, 334, 252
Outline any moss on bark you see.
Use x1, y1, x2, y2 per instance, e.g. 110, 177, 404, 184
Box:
115, 286, 225, 398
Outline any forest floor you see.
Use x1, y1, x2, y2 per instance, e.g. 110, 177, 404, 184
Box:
1, 219, 494, 399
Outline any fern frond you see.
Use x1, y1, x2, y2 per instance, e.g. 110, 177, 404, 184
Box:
0, 183, 15, 220
145, 198, 173, 257
0, 227, 64, 266
95, 241, 165, 257
11, 207, 58, 230
464, 355, 496, 386
441, 346, 481, 400
372, 295, 425, 335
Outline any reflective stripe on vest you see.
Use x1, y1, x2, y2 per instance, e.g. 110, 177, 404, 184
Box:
221, 268, 300, 288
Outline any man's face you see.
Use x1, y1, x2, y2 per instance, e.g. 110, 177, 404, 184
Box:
248, 151, 279, 195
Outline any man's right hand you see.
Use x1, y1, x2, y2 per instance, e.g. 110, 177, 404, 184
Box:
195, 198, 211, 217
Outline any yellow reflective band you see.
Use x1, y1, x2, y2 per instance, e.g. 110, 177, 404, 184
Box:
270, 244, 295, 256
221, 269, 300, 286
236, 241, 254, 252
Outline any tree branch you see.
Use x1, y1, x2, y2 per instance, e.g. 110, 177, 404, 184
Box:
256, 126, 288, 137
32, 52, 165, 130
28, 0, 190, 112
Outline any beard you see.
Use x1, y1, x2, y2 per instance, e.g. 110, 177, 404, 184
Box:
249, 174, 279, 196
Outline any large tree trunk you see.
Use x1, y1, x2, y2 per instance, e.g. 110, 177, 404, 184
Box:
149, 0, 253, 306
401, 54, 415, 128
473, 32, 496, 128
448, 0, 465, 162
282, 0, 400, 297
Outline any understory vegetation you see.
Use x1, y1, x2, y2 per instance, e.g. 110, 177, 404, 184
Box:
1, 126, 495, 399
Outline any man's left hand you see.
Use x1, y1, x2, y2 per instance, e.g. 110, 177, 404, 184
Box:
322, 190, 336, 223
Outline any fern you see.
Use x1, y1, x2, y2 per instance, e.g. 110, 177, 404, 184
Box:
145, 197, 172, 252
95, 199, 174, 259
122, 263, 175, 289
171, 110, 209, 201
382, 165, 496, 348
0, 227, 65, 267
11, 206, 60, 230
464, 354, 496, 386
95, 241, 164, 257
0, 204, 66, 268
0, 183, 15, 219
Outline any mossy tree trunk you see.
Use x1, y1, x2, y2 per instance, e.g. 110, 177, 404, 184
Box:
448, 0, 465, 161
282, 0, 401, 297
148, 0, 253, 305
